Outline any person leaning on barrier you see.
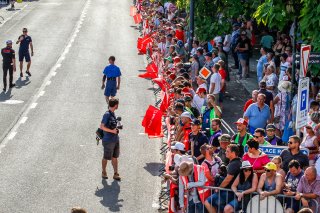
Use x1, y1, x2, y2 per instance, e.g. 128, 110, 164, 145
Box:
271, 156, 286, 180
280, 135, 309, 173
284, 160, 305, 213
295, 166, 320, 212
200, 144, 222, 186
257, 162, 283, 200
205, 144, 242, 213
224, 160, 258, 213
100, 98, 121, 181
178, 161, 206, 213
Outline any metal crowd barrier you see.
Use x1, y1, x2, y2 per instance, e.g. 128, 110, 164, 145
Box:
184, 186, 319, 213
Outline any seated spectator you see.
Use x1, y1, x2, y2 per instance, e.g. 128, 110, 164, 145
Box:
284, 160, 304, 213
296, 166, 320, 212
265, 124, 283, 145
243, 138, 270, 177
271, 156, 286, 180
280, 135, 309, 173
224, 161, 258, 213
232, 118, 253, 157
253, 128, 271, 146
257, 162, 283, 200
301, 125, 319, 165
205, 144, 242, 213
200, 144, 222, 186
244, 93, 271, 134
217, 134, 232, 165
189, 119, 208, 164
178, 161, 206, 213
243, 90, 258, 112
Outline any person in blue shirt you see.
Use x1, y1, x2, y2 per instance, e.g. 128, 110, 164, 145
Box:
257, 47, 268, 82
16, 28, 33, 77
101, 56, 121, 103
244, 93, 271, 134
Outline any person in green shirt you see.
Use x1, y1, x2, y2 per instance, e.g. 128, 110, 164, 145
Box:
232, 118, 253, 157
253, 128, 271, 146
260, 30, 274, 51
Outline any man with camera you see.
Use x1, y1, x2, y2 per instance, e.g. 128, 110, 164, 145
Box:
100, 98, 121, 181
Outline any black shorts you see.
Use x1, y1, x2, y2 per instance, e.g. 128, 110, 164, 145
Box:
19, 51, 31, 62
102, 141, 119, 160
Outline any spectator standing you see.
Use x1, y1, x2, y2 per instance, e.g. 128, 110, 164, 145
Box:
235, 31, 250, 78
189, 119, 209, 163
218, 60, 227, 109
190, 54, 199, 88
190, 40, 199, 56
284, 160, 304, 213
205, 144, 242, 213
253, 128, 271, 146
209, 64, 221, 103
232, 118, 253, 157
265, 124, 283, 145
196, 47, 205, 68
260, 29, 274, 51
280, 135, 309, 173
201, 94, 222, 137
211, 49, 221, 64
184, 96, 200, 118
301, 125, 319, 165
200, 144, 222, 186
257, 162, 283, 200
193, 87, 206, 112
244, 93, 271, 134
230, 23, 240, 69
274, 81, 291, 136
262, 64, 278, 96
243, 90, 258, 112
243, 139, 270, 177
217, 134, 232, 165
296, 166, 320, 212
271, 156, 286, 180
257, 47, 268, 82
279, 53, 290, 81
224, 161, 258, 213
208, 118, 223, 149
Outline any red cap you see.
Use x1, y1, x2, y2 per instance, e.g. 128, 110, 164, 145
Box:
234, 118, 248, 126
173, 56, 181, 64
196, 87, 207, 94
182, 87, 190, 93
184, 93, 193, 98
169, 73, 176, 81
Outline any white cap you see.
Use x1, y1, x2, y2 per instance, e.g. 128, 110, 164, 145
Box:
180, 111, 192, 120
170, 142, 185, 151
6, 40, 12, 45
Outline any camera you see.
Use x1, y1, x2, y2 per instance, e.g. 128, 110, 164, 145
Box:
115, 117, 123, 134
95, 116, 123, 145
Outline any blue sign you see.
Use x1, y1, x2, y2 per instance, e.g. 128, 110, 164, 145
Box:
244, 145, 309, 157
300, 90, 307, 111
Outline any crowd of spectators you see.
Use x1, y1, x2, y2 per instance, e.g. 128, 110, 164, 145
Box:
134, 1, 320, 212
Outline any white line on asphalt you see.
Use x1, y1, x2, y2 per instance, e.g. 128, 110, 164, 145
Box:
138, 133, 146, 135
38, 91, 45, 97
19, 117, 28, 124
0, 4, 28, 28
0, 0, 91, 153
7, 132, 17, 140
46, 81, 51, 86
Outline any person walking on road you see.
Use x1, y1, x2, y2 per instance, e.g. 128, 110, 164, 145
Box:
100, 98, 121, 181
101, 56, 121, 104
16, 28, 33, 77
1, 40, 16, 91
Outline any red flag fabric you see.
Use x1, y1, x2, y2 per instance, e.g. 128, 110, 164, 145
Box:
138, 71, 157, 79
142, 105, 163, 137
133, 14, 142, 24
152, 77, 169, 91
137, 36, 152, 54
160, 92, 169, 112
146, 62, 158, 74
130, 6, 137, 16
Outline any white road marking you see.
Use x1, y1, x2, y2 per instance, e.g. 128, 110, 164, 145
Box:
138, 133, 146, 135
51, 72, 57, 76
46, 81, 51, 86
38, 91, 45, 97
0, 100, 24, 105
19, 117, 28, 124
0, 0, 91, 153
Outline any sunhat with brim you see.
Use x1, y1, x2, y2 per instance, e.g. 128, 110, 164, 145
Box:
264, 162, 277, 171
178, 161, 194, 176
241, 160, 253, 169
278, 81, 292, 93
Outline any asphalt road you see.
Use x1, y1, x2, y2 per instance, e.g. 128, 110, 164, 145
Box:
0, 0, 161, 212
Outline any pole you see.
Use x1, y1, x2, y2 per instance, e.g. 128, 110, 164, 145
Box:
291, 16, 297, 97
188, 0, 195, 54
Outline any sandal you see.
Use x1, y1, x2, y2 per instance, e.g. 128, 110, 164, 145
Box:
113, 173, 121, 181
102, 172, 108, 179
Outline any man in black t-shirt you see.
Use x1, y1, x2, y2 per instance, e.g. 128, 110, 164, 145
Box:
16, 28, 33, 77
189, 119, 208, 164
1, 40, 16, 91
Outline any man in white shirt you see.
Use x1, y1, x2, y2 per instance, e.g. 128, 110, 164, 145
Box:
209, 63, 221, 103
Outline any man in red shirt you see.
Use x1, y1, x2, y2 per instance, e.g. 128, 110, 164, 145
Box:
218, 60, 227, 109
243, 90, 258, 112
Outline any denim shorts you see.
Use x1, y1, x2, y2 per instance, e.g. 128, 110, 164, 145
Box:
238, 52, 248, 61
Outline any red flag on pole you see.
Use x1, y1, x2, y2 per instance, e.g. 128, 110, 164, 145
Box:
133, 13, 142, 24
152, 77, 169, 92
130, 6, 137, 16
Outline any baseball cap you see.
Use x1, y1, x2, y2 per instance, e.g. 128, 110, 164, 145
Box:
234, 118, 248, 126
6, 40, 12, 45
171, 142, 185, 151
173, 56, 182, 64
196, 87, 207, 94
219, 134, 231, 142
180, 111, 192, 120
266, 124, 276, 130
190, 119, 201, 125
264, 162, 277, 171
165, 56, 173, 63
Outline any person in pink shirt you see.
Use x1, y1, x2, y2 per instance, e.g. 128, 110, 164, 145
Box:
242, 139, 270, 177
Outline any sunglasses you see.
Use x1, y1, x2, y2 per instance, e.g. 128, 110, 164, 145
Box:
243, 168, 252, 172
253, 135, 261, 138
288, 141, 296, 144
265, 169, 272, 172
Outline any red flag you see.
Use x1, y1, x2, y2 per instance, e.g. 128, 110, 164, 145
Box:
152, 77, 169, 91
146, 62, 158, 74
130, 6, 137, 16
142, 105, 163, 137
137, 36, 152, 54
160, 92, 169, 112
138, 71, 157, 79
133, 14, 142, 24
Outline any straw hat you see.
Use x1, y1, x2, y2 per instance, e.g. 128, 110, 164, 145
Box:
277, 81, 292, 93
178, 161, 194, 176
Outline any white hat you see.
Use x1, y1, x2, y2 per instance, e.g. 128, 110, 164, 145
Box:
180, 111, 192, 120
241, 160, 253, 169
6, 40, 12, 45
278, 81, 292, 93
174, 154, 193, 166
170, 142, 185, 151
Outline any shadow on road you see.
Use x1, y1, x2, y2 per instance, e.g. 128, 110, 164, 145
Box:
0, 88, 13, 101
15, 77, 31, 89
95, 179, 123, 212
143, 162, 163, 176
